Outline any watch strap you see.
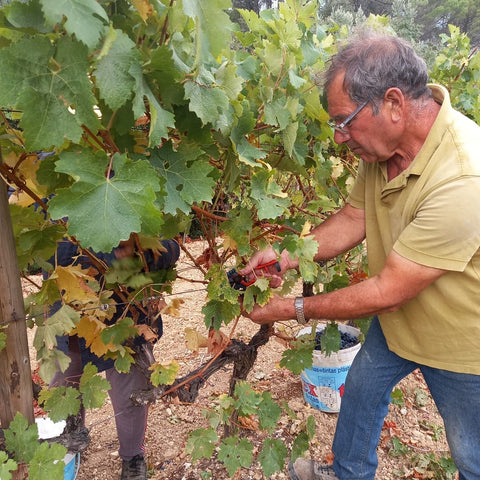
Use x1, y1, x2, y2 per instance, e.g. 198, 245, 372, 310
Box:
294, 296, 308, 324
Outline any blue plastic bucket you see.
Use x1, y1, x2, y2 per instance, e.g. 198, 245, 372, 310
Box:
64, 452, 80, 480
298, 324, 361, 413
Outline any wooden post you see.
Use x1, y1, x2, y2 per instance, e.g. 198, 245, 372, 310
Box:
0, 178, 34, 430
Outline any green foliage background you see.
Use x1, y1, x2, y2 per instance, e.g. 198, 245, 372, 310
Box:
1, 0, 479, 477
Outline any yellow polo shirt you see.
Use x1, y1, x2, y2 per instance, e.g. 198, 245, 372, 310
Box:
347, 85, 480, 374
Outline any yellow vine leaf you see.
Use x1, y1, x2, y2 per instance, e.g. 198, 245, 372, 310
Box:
222, 235, 237, 253
184, 327, 208, 353
131, 0, 153, 21
76, 315, 109, 356
51, 265, 99, 304
300, 220, 312, 238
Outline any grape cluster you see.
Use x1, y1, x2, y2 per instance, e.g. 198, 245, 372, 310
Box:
227, 268, 247, 291
314, 330, 359, 351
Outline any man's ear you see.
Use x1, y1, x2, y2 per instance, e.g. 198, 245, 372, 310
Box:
383, 87, 405, 123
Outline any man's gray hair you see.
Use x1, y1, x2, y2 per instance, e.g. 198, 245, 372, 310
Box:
324, 31, 431, 113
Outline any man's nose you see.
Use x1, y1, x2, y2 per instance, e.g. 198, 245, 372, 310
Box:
334, 129, 350, 144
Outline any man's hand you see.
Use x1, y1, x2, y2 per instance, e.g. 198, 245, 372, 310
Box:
242, 295, 295, 324
239, 248, 293, 288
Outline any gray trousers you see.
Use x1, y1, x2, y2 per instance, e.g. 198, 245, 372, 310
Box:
50, 337, 149, 460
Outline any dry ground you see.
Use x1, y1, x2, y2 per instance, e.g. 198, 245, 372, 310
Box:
25, 239, 453, 480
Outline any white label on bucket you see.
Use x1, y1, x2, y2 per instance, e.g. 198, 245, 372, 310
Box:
301, 367, 346, 412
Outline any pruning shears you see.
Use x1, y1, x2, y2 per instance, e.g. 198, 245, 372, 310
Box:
227, 260, 281, 291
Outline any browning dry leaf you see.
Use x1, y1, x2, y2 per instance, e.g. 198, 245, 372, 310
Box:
137, 324, 159, 343
238, 415, 259, 431
207, 328, 231, 356
195, 247, 221, 269
162, 297, 184, 316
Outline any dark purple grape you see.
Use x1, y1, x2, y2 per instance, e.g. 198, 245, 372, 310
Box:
314, 330, 359, 351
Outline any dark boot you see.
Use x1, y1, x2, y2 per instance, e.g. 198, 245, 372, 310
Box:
121, 455, 146, 480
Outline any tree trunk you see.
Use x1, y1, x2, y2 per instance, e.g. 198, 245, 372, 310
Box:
0, 178, 34, 431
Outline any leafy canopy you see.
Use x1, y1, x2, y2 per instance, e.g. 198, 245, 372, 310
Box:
4, 0, 476, 476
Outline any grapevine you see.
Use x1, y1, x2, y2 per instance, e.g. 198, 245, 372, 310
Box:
1, 0, 478, 477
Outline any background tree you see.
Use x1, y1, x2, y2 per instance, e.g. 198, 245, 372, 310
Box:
319, 0, 480, 47
232, 0, 276, 13
417, 0, 480, 45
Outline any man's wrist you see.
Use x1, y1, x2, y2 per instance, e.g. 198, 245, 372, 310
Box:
294, 296, 308, 324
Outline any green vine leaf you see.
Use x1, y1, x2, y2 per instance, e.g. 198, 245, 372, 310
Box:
28, 441, 67, 480
234, 137, 268, 166
251, 169, 291, 220
111, 348, 136, 373
182, 0, 233, 61
221, 208, 254, 256
233, 381, 261, 416
9, 205, 64, 272
150, 142, 216, 215
184, 79, 231, 129
0, 450, 17, 480
33, 305, 80, 352
202, 299, 241, 331
100, 317, 138, 347
320, 322, 342, 356
129, 61, 176, 146
217, 436, 253, 476
258, 437, 288, 477
3, 413, 40, 463
279, 234, 319, 283
48, 151, 164, 251
5, 0, 50, 32
94, 27, 140, 110
147, 45, 183, 108
279, 332, 315, 374
79, 363, 110, 409
241, 278, 272, 314
291, 432, 310, 462
39, 0, 108, 50
0, 36, 100, 150
104, 257, 152, 289
39, 386, 81, 423
257, 391, 282, 432
37, 348, 72, 384
205, 264, 241, 304
186, 428, 219, 463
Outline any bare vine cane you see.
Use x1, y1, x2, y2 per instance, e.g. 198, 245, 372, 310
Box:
129, 323, 274, 417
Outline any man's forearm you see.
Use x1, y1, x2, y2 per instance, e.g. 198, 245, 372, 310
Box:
312, 204, 366, 262
282, 204, 366, 270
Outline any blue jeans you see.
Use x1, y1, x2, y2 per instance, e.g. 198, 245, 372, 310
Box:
332, 317, 480, 480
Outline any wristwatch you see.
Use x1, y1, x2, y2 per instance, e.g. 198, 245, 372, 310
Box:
294, 296, 308, 324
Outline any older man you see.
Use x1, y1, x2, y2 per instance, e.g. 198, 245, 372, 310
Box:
241, 32, 480, 480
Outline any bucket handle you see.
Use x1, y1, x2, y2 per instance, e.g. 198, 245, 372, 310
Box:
73, 452, 80, 479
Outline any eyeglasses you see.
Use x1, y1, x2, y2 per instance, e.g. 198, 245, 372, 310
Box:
327, 100, 368, 134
